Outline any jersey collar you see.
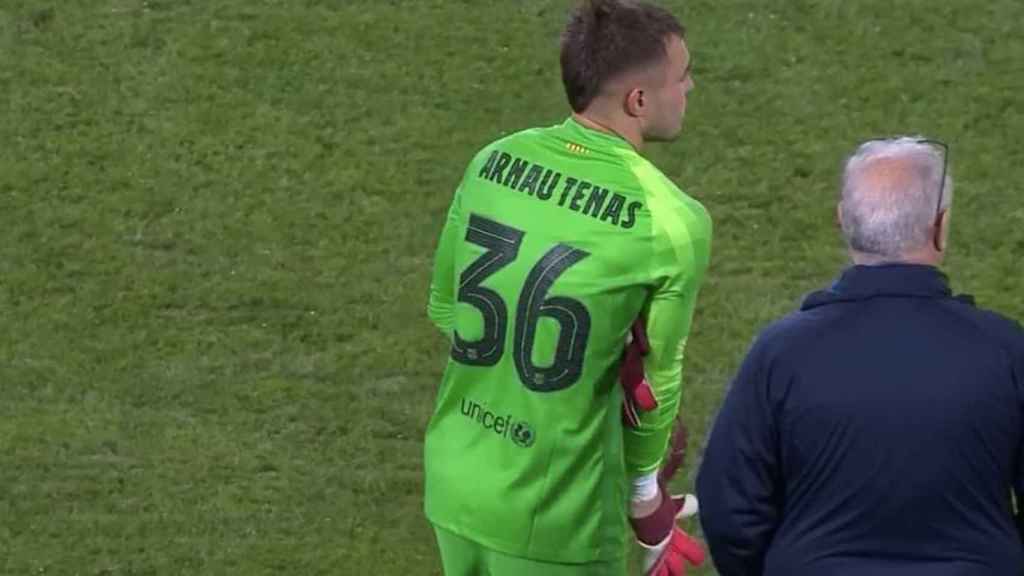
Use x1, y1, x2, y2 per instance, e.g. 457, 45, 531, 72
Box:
563, 116, 638, 153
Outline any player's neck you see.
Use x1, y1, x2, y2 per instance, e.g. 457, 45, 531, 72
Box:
572, 112, 643, 152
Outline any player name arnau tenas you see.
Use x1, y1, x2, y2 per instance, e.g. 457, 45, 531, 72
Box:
477, 149, 643, 230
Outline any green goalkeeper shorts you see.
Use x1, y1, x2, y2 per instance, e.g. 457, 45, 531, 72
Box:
433, 525, 629, 576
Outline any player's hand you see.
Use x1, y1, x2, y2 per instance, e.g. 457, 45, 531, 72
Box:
621, 318, 658, 428
630, 426, 698, 538
631, 426, 705, 575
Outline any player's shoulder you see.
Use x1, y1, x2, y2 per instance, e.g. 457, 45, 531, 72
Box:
457, 125, 558, 183
464, 126, 541, 163
625, 154, 711, 239
488, 125, 550, 150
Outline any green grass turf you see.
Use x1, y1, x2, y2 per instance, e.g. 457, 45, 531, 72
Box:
1, 0, 1021, 574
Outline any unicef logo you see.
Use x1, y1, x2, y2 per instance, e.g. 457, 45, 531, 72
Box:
459, 397, 536, 448
511, 421, 536, 448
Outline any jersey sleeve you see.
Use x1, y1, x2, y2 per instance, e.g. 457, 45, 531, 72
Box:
426, 185, 463, 339
622, 168, 712, 476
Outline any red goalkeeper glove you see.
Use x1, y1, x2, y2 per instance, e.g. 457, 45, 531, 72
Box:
620, 318, 658, 428
640, 527, 706, 576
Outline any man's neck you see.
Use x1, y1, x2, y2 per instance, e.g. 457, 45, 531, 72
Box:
849, 249, 942, 267
572, 111, 643, 152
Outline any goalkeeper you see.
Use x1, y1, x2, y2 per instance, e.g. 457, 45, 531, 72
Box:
424, 1, 712, 574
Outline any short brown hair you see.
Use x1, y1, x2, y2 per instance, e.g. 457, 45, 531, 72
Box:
560, 0, 685, 113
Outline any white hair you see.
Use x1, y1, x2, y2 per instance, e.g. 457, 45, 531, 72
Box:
839, 136, 953, 259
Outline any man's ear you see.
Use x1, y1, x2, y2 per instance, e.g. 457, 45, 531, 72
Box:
625, 87, 645, 118
934, 208, 951, 252
836, 204, 844, 230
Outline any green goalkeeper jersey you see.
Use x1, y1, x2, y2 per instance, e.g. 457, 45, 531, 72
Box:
424, 117, 712, 564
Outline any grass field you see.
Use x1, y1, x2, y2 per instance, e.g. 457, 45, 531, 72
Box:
1, 0, 1022, 574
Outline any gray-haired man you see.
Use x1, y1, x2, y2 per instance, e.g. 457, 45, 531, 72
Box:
696, 137, 1024, 576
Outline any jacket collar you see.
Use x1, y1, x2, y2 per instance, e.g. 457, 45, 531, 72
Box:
801, 264, 971, 310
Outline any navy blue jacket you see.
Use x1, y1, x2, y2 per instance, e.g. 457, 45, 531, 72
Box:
696, 264, 1024, 576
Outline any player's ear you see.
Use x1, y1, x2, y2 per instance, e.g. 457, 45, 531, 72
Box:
625, 87, 645, 118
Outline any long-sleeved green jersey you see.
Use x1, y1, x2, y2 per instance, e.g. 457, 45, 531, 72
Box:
424, 117, 712, 564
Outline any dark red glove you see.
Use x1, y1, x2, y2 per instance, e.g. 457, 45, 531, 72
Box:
620, 318, 658, 428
